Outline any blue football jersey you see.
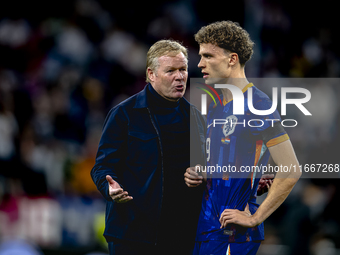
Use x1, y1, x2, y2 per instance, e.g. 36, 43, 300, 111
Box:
196, 83, 289, 243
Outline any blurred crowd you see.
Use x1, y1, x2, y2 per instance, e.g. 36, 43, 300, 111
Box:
0, 0, 340, 254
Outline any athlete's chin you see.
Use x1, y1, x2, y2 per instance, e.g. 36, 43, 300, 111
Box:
204, 78, 216, 86
204, 77, 224, 85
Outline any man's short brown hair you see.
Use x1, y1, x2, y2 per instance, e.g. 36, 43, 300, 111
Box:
194, 21, 254, 66
146, 40, 188, 82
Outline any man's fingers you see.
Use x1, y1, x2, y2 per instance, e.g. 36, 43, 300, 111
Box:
109, 189, 123, 198
184, 172, 202, 181
219, 210, 230, 223
109, 190, 123, 200
263, 179, 273, 191
184, 167, 204, 187
184, 177, 202, 184
184, 179, 202, 187
219, 209, 241, 228
219, 209, 254, 228
220, 209, 233, 218
221, 219, 234, 228
117, 196, 133, 203
185, 168, 203, 179
186, 167, 200, 176
111, 191, 133, 203
112, 191, 127, 199
106, 176, 132, 203
220, 213, 236, 228
106, 175, 115, 184
184, 179, 200, 187
107, 175, 123, 192
184, 174, 202, 187
219, 214, 232, 228
262, 174, 274, 179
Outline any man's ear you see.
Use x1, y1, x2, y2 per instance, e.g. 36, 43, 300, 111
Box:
229, 53, 239, 66
147, 67, 156, 82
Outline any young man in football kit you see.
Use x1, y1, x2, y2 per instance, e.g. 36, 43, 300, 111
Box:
184, 21, 301, 255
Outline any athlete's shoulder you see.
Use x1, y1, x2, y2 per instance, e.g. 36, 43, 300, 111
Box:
248, 84, 271, 101
247, 84, 274, 110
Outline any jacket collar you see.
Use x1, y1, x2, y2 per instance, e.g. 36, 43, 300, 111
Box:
134, 83, 191, 110
134, 84, 149, 108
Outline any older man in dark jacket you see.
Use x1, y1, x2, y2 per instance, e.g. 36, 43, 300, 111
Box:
91, 40, 206, 255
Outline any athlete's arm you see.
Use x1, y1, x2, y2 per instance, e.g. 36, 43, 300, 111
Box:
220, 139, 301, 228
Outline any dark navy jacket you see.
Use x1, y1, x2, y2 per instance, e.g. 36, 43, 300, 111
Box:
91, 84, 206, 244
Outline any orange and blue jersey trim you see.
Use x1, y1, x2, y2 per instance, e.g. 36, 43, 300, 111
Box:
223, 83, 254, 106
226, 244, 231, 255
266, 134, 289, 148
251, 140, 265, 189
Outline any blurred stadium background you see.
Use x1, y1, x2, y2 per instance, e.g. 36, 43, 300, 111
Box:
0, 0, 340, 254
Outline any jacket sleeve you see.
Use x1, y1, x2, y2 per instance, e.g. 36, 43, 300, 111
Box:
91, 106, 128, 201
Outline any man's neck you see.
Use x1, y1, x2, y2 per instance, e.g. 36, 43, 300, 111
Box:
148, 84, 180, 108
221, 69, 249, 102
221, 78, 249, 102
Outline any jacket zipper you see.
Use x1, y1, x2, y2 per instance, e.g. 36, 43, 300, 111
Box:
146, 107, 164, 246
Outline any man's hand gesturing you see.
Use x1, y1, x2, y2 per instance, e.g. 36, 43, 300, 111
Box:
106, 175, 133, 203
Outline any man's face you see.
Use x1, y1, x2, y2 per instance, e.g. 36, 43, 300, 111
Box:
149, 52, 188, 102
198, 43, 231, 85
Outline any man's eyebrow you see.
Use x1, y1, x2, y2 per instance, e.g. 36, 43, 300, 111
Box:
164, 64, 188, 69
199, 52, 213, 57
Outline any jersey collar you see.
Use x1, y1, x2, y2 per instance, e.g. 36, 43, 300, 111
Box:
222, 83, 254, 106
